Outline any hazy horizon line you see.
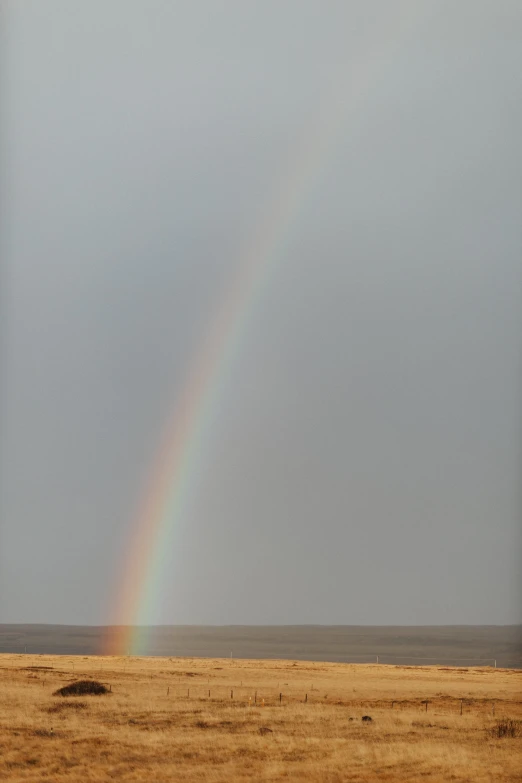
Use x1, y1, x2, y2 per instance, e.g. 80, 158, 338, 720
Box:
2, 622, 521, 629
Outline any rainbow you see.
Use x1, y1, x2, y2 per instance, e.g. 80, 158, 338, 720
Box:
105, 4, 427, 656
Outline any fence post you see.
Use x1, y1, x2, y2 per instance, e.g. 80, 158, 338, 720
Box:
280, 693, 282, 705
167, 687, 169, 696
255, 690, 257, 704
305, 693, 308, 703
460, 700, 463, 715
231, 690, 233, 700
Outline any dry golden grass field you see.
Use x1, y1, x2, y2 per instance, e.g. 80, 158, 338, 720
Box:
1, 654, 521, 782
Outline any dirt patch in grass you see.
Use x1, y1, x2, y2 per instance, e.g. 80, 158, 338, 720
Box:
33, 729, 58, 738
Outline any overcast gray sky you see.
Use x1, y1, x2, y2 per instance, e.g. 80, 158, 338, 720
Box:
1, 0, 521, 626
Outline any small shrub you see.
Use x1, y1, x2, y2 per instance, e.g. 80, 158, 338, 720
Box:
362, 715, 373, 723
53, 680, 109, 697
489, 719, 522, 738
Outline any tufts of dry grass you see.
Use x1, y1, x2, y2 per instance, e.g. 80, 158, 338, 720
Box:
489, 717, 522, 739
45, 700, 88, 714
0, 653, 520, 781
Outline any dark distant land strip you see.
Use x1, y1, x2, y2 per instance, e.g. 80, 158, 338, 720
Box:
0, 625, 520, 668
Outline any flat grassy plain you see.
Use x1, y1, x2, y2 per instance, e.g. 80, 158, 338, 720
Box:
1, 654, 521, 782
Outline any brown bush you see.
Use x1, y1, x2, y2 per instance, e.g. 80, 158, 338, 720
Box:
53, 680, 109, 697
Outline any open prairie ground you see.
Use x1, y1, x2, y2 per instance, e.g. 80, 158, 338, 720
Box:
0, 654, 521, 782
